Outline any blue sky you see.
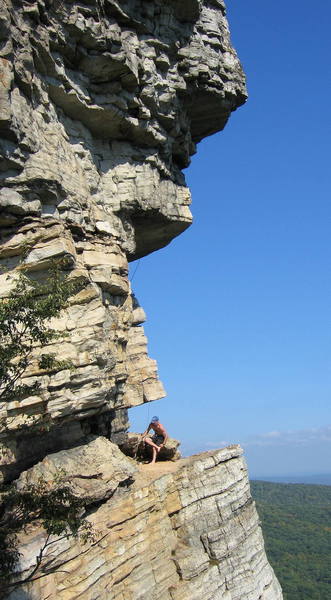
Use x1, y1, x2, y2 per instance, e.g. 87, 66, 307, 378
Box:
129, 0, 330, 477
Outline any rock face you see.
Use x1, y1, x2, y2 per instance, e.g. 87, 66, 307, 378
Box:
0, 1, 283, 599
16, 436, 138, 503
6, 444, 282, 600
0, 0, 246, 479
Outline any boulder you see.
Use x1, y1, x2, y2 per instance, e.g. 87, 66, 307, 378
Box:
120, 432, 181, 462
16, 436, 138, 504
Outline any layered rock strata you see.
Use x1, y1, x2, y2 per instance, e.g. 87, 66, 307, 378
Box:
0, 2, 283, 598
8, 442, 282, 600
0, 0, 246, 478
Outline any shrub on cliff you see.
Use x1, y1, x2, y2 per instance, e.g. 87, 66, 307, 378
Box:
0, 265, 78, 404
0, 266, 91, 591
0, 471, 93, 592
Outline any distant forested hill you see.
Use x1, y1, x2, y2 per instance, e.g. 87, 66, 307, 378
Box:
251, 481, 331, 600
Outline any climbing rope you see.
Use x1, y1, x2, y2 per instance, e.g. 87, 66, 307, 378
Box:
130, 259, 141, 283
131, 402, 152, 461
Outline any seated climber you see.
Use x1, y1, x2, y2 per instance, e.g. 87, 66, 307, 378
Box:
142, 416, 168, 464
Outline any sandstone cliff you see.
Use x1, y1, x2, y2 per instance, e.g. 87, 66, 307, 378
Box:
0, 1, 282, 598
9, 440, 283, 600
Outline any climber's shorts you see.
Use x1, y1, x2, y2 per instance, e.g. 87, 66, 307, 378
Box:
152, 434, 164, 446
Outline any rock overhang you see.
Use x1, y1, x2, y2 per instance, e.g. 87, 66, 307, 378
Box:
0, 0, 246, 473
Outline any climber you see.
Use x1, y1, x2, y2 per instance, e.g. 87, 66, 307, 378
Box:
142, 416, 168, 464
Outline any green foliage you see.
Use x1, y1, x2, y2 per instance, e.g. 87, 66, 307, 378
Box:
0, 266, 78, 404
0, 473, 93, 589
0, 265, 92, 591
251, 481, 331, 600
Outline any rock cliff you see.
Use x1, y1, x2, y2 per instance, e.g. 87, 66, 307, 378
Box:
0, 1, 282, 598
7, 441, 282, 600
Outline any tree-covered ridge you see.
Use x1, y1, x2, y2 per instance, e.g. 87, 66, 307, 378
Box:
251, 481, 331, 600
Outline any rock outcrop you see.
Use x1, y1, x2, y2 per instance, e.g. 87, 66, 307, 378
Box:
16, 436, 138, 503
0, 1, 283, 599
120, 432, 181, 462
0, 0, 246, 479
8, 444, 282, 600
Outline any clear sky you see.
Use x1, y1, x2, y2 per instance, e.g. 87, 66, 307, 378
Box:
128, 0, 330, 478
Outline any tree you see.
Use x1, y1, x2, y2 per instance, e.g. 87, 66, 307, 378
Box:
0, 265, 92, 592
0, 265, 78, 404
0, 472, 93, 591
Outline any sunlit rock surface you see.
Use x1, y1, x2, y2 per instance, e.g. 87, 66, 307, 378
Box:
8, 445, 282, 600
0, 0, 245, 463
0, 1, 282, 598
0, 0, 246, 478
119, 432, 181, 461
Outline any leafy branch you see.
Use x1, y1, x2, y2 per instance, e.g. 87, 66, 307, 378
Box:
0, 265, 79, 404
0, 473, 94, 592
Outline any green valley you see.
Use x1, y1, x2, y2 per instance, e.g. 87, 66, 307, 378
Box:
251, 481, 331, 600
